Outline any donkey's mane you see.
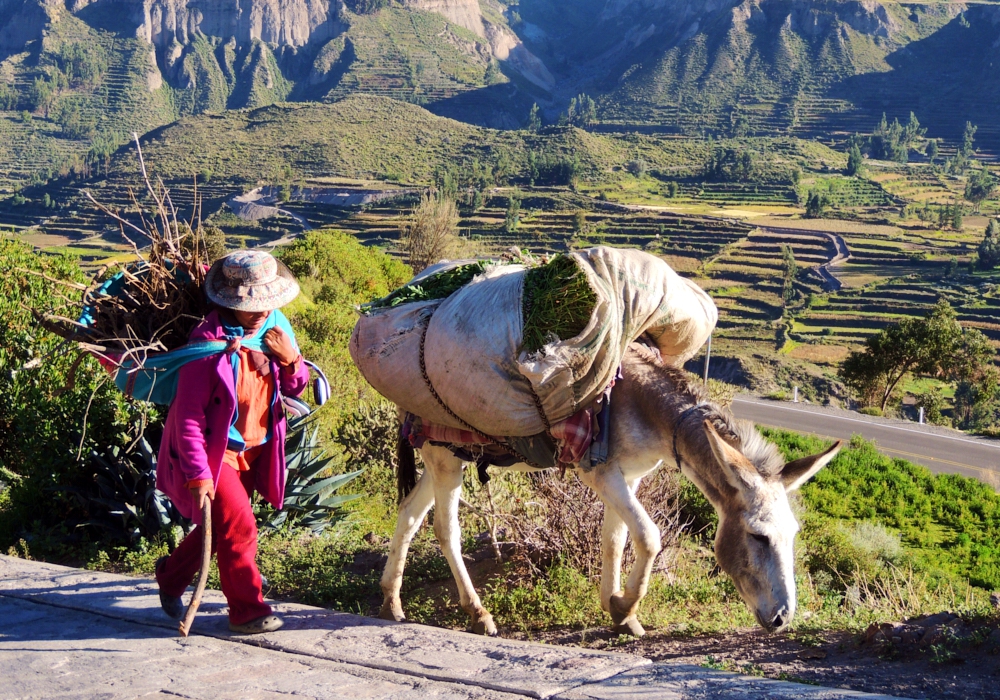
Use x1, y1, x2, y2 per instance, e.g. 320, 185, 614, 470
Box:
630, 343, 784, 477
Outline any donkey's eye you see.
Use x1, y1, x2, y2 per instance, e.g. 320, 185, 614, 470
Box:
750, 533, 769, 547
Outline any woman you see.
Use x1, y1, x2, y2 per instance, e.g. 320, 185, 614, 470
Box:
155, 250, 310, 634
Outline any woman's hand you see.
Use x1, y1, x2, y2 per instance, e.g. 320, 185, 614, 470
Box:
263, 327, 299, 367
190, 481, 215, 511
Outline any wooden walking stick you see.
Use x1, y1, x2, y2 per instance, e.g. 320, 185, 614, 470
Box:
178, 500, 212, 637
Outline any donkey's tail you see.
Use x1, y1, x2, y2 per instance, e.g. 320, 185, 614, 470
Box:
397, 432, 417, 503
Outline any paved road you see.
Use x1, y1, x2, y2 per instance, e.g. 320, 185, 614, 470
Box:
0, 556, 904, 700
732, 396, 1000, 483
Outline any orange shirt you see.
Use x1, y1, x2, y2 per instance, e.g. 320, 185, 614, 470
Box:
222, 349, 274, 472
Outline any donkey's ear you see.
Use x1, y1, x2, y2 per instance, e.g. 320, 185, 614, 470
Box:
780, 440, 842, 491
703, 420, 758, 491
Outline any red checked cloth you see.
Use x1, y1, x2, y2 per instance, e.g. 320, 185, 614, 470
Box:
412, 406, 594, 465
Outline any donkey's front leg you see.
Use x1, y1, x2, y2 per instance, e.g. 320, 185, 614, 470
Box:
597, 478, 638, 615
580, 466, 659, 637
424, 446, 498, 636
380, 469, 435, 622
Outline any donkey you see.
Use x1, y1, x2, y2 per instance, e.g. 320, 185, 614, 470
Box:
379, 343, 842, 637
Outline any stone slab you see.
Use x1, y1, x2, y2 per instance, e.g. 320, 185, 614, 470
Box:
553, 663, 913, 700
0, 556, 912, 700
0, 595, 523, 700
0, 556, 647, 698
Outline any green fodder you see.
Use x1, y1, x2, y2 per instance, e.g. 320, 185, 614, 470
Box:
521, 255, 597, 354
363, 261, 487, 312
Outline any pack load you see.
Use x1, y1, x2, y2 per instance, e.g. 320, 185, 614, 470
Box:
350, 246, 717, 437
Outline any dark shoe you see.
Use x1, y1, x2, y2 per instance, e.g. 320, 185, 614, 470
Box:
229, 614, 284, 635
155, 556, 185, 620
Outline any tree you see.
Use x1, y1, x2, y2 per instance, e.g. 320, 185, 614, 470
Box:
0, 83, 16, 110
28, 77, 55, 117
961, 121, 978, 157
804, 191, 829, 218
400, 192, 461, 272
626, 159, 648, 178
526, 103, 541, 132
566, 93, 596, 127
781, 244, 797, 305
504, 192, 520, 233
954, 367, 1000, 430
705, 147, 756, 182
483, 59, 502, 85
869, 112, 925, 163
978, 219, 1000, 269
470, 189, 484, 212
840, 301, 991, 411
952, 204, 964, 231
965, 168, 995, 213
846, 144, 865, 177
926, 139, 939, 165
573, 210, 587, 234
527, 151, 578, 186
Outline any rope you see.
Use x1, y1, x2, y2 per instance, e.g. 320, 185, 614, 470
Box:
418, 314, 547, 471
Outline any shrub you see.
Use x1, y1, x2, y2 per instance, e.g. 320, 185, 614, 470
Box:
344, 0, 389, 14
768, 428, 1000, 589
527, 151, 579, 186
279, 230, 410, 430
259, 415, 362, 535
399, 192, 462, 273
0, 239, 140, 548
69, 435, 184, 546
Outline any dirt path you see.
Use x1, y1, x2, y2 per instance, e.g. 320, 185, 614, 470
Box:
757, 225, 852, 291
514, 624, 1000, 700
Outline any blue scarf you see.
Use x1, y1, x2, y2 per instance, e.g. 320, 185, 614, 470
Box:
219, 311, 298, 452
112, 309, 298, 411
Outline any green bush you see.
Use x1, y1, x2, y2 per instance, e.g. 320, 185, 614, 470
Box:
858, 406, 882, 416
0, 238, 140, 548
260, 415, 362, 535
766, 428, 1000, 589
279, 230, 410, 430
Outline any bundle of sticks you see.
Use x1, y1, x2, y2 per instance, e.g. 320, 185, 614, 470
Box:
35, 134, 214, 367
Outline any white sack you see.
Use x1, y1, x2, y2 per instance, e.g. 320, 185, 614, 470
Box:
349, 247, 717, 437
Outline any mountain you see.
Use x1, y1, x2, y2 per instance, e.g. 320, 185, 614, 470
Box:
0, 0, 551, 109
1, 0, 1000, 194
516, 0, 1000, 147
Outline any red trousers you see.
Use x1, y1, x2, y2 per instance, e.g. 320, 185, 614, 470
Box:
156, 463, 271, 625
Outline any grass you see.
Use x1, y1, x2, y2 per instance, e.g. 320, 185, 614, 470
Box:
521, 255, 597, 353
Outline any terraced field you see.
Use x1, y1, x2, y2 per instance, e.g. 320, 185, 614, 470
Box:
793, 277, 1000, 346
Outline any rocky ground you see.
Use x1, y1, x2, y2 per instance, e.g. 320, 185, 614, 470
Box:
514, 611, 1000, 700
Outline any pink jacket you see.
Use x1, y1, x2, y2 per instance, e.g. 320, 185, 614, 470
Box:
156, 310, 310, 523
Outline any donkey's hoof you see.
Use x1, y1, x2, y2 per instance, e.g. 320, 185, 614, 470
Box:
611, 617, 646, 638
472, 616, 498, 637
379, 600, 406, 623
608, 593, 634, 625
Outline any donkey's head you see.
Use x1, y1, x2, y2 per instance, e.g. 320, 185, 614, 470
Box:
691, 420, 841, 633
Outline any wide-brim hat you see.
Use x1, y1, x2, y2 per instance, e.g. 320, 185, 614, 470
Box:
204, 250, 300, 312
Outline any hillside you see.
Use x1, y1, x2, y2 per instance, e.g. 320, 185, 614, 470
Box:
2, 0, 1000, 195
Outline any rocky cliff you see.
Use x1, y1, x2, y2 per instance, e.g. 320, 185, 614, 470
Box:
137, 0, 343, 49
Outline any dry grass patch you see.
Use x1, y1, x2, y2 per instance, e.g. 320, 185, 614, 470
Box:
787, 343, 852, 364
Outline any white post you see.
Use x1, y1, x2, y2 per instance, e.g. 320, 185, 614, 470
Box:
702, 334, 712, 386
793, 386, 799, 403
919, 406, 925, 424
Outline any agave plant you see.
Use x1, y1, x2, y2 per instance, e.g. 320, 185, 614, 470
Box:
81, 436, 186, 544
258, 414, 363, 534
